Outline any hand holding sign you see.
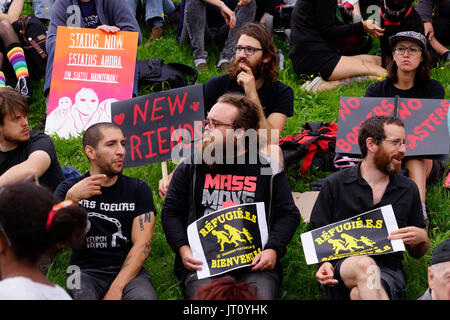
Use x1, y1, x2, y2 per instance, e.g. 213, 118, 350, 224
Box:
179, 245, 203, 271
301, 205, 405, 265
187, 202, 268, 279
388, 226, 426, 244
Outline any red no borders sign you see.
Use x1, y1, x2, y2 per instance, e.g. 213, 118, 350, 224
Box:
336, 96, 450, 159
110, 84, 204, 168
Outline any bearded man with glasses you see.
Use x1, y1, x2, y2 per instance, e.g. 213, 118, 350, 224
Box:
309, 115, 430, 300
161, 93, 300, 300
204, 23, 294, 139
159, 23, 294, 198
365, 31, 445, 225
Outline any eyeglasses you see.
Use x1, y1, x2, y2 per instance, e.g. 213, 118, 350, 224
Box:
394, 46, 421, 56
233, 45, 263, 56
201, 119, 235, 129
383, 138, 407, 148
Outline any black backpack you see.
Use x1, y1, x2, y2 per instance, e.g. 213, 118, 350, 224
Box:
12, 14, 48, 79
137, 58, 198, 91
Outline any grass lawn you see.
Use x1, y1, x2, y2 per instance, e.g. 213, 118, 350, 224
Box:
20, 3, 449, 300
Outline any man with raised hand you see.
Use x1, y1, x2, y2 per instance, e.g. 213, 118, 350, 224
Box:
54, 122, 157, 300
204, 22, 294, 137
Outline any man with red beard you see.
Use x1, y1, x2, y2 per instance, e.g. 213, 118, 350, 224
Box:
0, 87, 64, 191
54, 122, 157, 300
204, 23, 294, 137
309, 116, 429, 300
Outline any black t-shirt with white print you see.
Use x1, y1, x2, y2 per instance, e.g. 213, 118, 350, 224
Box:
0, 0, 12, 14
78, 0, 101, 28
54, 173, 156, 270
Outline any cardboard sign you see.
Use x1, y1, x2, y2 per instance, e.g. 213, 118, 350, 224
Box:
110, 84, 204, 167
187, 202, 269, 280
336, 97, 450, 159
46, 27, 138, 138
292, 191, 319, 223
301, 205, 405, 265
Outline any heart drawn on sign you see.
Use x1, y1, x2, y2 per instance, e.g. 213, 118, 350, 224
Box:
190, 101, 199, 112
113, 113, 125, 126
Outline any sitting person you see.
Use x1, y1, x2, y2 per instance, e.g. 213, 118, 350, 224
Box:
159, 23, 293, 197
179, 0, 256, 72
0, 182, 87, 300
289, 0, 387, 93
417, 0, 450, 64
418, 238, 450, 300
310, 116, 430, 300
0, 0, 31, 98
204, 23, 294, 135
365, 31, 445, 223
54, 122, 157, 300
161, 93, 300, 300
126, 0, 175, 46
0, 87, 64, 191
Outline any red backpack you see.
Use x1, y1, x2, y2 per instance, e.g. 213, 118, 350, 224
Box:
279, 122, 337, 175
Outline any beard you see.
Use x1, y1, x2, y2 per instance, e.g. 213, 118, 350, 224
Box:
96, 156, 124, 178
374, 146, 403, 176
201, 132, 240, 170
229, 56, 265, 80
1, 130, 29, 146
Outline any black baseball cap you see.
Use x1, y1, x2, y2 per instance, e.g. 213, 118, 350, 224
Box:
431, 238, 450, 266
389, 31, 427, 51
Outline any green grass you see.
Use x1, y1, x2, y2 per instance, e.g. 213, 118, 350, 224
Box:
21, 3, 449, 300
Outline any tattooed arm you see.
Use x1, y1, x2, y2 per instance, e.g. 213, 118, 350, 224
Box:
103, 211, 155, 300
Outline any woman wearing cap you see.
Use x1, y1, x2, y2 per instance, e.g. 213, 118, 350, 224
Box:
289, 0, 388, 93
0, 182, 87, 299
365, 31, 445, 224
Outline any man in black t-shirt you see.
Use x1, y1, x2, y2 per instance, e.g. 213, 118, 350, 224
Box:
54, 122, 157, 300
161, 93, 300, 299
0, 87, 63, 191
309, 116, 430, 300
204, 23, 294, 136
159, 23, 294, 197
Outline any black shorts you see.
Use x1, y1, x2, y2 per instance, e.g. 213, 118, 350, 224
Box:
291, 51, 341, 80
320, 258, 406, 300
